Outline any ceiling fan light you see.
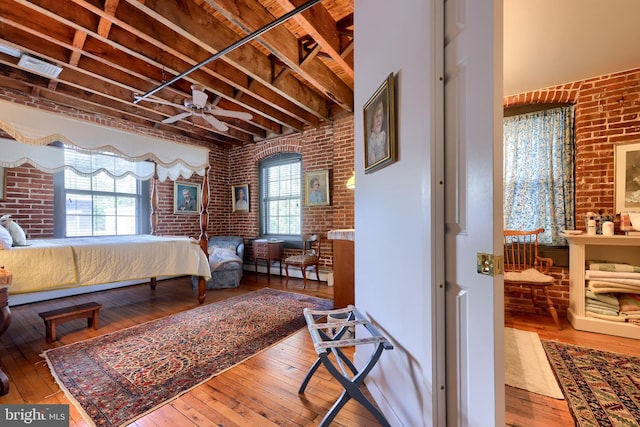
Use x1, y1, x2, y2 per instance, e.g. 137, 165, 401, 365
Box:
191, 84, 208, 107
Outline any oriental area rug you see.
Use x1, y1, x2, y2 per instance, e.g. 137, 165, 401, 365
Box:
41, 288, 332, 427
542, 340, 640, 427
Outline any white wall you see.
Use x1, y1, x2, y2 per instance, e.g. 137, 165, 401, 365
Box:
354, 1, 441, 425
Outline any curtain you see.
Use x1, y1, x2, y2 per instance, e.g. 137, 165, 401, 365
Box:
503, 106, 575, 245
0, 139, 155, 180
0, 100, 208, 181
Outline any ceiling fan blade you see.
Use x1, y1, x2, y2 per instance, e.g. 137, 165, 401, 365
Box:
191, 84, 208, 108
208, 108, 253, 120
200, 113, 229, 132
162, 111, 193, 124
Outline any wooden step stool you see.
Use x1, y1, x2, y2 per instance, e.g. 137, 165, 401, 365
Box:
38, 302, 103, 342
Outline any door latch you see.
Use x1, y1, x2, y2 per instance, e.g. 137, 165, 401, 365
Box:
477, 253, 504, 276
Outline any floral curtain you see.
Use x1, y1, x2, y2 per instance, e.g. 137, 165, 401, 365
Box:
503, 106, 575, 245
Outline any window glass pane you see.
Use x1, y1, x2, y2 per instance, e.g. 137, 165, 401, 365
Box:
62, 148, 147, 237
116, 176, 137, 194
92, 172, 115, 192
66, 214, 92, 237
64, 170, 91, 191
260, 154, 301, 237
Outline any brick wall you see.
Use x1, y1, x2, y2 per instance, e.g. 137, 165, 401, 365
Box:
503, 67, 640, 316
3, 165, 54, 238
1, 89, 354, 270
226, 112, 355, 268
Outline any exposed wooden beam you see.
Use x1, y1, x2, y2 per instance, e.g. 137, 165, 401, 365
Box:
207, 0, 353, 111
271, 0, 353, 80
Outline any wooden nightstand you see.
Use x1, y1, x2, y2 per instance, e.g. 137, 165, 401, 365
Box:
253, 239, 284, 279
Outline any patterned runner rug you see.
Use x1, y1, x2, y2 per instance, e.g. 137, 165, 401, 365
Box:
42, 288, 332, 427
542, 340, 640, 426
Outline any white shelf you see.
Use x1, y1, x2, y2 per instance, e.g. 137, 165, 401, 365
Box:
565, 234, 640, 339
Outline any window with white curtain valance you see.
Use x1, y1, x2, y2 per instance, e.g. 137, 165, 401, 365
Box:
0, 100, 209, 181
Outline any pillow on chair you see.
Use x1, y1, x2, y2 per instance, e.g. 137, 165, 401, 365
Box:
504, 268, 554, 283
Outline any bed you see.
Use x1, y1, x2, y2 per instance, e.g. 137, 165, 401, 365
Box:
0, 102, 215, 305
0, 235, 212, 303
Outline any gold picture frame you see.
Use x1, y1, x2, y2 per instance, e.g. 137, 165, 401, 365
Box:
615, 142, 640, 213
174, 182, 200, 214
0, 167, 5, 201
363, 73, 396, 174
305, 170, 330, 206
232, 184, 250, 212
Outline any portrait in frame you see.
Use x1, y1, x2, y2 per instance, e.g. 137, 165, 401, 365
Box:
232, 184, 250, 212
615, 142, 640, 213
305, 170, 330, 206
363, 73, 396, 174
174, 182, 200, 214
0, 167, 4, 201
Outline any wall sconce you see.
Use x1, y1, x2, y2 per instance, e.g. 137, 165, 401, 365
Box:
346, 172, 355, 189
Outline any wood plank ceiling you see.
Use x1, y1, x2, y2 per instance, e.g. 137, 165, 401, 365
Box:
0, 0, 354, 146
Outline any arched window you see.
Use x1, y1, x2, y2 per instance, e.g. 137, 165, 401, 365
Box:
259, 153, 301, 238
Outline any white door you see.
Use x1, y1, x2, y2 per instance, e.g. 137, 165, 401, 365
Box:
444, 0, 504, 425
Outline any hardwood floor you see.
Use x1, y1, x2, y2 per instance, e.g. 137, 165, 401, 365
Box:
0, 274, 382, 426
505, 311, 640, 427
2, 273, 639, 426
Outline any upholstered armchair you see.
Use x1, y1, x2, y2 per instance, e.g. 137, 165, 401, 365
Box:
191, 236, 244, 290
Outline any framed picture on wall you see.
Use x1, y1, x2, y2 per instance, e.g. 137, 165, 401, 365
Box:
615, 141, 640, 213
363, 73, 396, 174
0, 167, 4, 201
232, 184, 249, 212
305, 170, 330, 206
174, 182, 200, 214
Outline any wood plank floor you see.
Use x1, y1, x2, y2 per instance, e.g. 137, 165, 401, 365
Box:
1, 273, 639, 426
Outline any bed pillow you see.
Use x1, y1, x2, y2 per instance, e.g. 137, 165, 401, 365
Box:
0, 225, 12, 250
5, 221, 27, 246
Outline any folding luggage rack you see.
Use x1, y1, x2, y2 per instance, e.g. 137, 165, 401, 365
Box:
300, 305, 393, 427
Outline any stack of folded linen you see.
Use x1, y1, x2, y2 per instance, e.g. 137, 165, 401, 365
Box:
618, 293, 640, 320
586, 261, 640, 294
585, 289, 622, 321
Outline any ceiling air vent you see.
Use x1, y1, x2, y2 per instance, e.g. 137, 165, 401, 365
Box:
18, 54, 63, 79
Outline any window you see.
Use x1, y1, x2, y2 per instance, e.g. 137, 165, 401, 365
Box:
503, 105, 575, 245
54, 148, 150, 237
259, 153, 301, 237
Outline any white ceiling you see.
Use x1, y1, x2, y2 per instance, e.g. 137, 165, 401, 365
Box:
503, 0, 640, 96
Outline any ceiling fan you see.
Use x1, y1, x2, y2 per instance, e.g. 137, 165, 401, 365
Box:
134, 84, 252, 132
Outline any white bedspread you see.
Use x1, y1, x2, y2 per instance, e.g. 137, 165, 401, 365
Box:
0, 235, 211, 295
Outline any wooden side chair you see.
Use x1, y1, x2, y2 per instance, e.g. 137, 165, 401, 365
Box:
503, 228, 561, 329
284, 234, 321, 287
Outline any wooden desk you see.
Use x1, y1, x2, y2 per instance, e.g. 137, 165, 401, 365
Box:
253, 239, 284, 279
